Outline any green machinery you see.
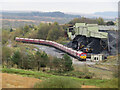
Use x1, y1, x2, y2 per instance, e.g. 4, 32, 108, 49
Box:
66, 23, 118, 55
67, 23, 108, 39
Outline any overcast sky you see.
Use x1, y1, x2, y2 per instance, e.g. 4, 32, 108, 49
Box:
0, 0, 119, 14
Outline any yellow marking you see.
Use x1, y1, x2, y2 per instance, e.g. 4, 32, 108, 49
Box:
80, 56, 86, 59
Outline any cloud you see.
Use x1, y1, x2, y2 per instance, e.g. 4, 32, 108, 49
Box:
0, 0, 119, 2
1, 1, 118, 14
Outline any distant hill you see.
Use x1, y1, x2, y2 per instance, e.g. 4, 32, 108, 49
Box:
2, 11, 81, 18
67, 11, 117, 20
94, 11, 117, 18
2, 11, 81, 29
31, 11, 81, 18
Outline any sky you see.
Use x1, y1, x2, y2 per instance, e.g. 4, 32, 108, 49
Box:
0, 0, 119, 14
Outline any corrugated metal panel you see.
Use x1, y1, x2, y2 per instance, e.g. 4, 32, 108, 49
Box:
99, 26, 118, 30
75, 23, 86, 28
67, 23, 117, 39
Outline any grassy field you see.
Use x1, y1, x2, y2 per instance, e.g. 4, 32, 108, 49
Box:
73, 64, 114, 79
2, 68, 118, 88
72, 54, 119, 80
102, 55, 118, 65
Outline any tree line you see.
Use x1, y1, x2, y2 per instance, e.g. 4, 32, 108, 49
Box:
2, 46, 73, 72
68, 17, 115, 25
9, 22, 65, 42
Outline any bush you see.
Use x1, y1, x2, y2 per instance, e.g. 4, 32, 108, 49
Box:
106, 21, 115, 26
62, 54, 73, 71
51, 71, 94, 79
2, 46, 13, 68
11, 50, 21, 67
34, 77, 81, 88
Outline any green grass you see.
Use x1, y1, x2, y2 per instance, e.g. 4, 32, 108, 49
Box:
73, 64, 114, 79
34, 77, 81, 88
2, 68, 118, 88
47, 70, 94, 79
2, 68, 57, 80
101, 55, 118, 65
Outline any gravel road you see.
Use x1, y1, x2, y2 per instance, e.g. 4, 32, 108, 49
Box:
34, 44, 65, 58
34, 44, 96, 65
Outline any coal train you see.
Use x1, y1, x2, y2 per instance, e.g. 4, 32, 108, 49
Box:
15, 37, 87, 60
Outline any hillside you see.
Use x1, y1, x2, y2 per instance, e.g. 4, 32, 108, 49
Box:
2, 11, 80, 18
94, 11, 117, 19
1, 11, 81, 29
1, 68, 118, 88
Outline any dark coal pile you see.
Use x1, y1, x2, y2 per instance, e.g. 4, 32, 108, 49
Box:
66, 41, 78, 50
66, 41, 73, 48
86, 38, 103, 54
67, 36, 109, 55
67, 29, 119, 55
77, 36, 88, 47
67, 35, 88, 50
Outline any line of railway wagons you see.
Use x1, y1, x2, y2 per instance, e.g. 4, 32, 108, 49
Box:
15, 37, 87, 60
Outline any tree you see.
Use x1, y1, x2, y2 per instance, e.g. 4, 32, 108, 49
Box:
68, 17, 105, 25
26, 54, 35, 69
40, 51, 49, 67
35, 51, 49, 71
62, 54, 73, 71
52, 57, 63, 72
21, 52, 35, 70
97, 17, 105, 25
52, 54, 73, 72
23, 25, 30, 33
37, 23, 50, 39
47, 22, 64, 41
68, 18, 82, 25
11, 51, 21, 68
106, 21, 115, 26
10, 28, 13, 32
47, 28, 59, 40
2, 46, 12, 68
68, 17, 98, 25
48, 56, 54, 71
2, 30, 9, 45
35, 51, 42, 71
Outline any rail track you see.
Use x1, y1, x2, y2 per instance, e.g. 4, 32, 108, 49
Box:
87, 64, 113, 72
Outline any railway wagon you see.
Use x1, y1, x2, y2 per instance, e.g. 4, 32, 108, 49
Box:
15, 37, 87, 60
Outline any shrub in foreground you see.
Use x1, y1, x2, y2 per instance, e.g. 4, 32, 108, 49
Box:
34, 77, 81, 88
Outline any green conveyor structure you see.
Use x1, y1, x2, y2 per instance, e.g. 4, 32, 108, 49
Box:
67, 23, 108, 40
67, 23, 118, 55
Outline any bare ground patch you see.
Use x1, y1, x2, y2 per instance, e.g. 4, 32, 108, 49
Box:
1, 73, 42, 88
81, 85, 99, 88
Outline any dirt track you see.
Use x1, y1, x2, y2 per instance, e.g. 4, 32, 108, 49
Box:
1, 73, 42, 88
81, 85, 98, 88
